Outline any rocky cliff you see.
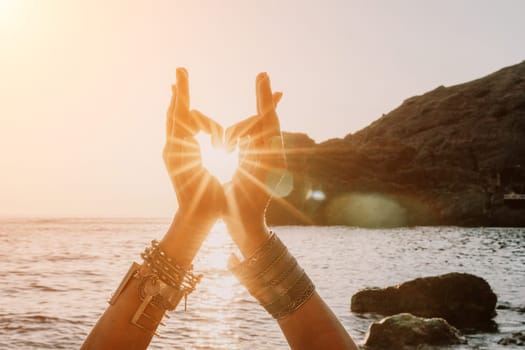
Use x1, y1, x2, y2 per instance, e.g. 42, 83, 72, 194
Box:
267, 61, 525, 227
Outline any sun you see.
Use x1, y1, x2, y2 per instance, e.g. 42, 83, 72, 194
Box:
195, 132, 239, 183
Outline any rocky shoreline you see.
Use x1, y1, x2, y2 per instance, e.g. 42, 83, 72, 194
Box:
267, 61, 525, 227
350, 273, 524, 349
351, 273, 497, 331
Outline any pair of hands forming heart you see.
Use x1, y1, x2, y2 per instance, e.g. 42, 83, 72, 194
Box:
163, 68, 289, 256
81, 69, 358, 350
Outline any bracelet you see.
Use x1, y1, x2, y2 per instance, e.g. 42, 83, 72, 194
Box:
228, 232, 315, 320
141, 239, 202, 309
108, 240, 202, 335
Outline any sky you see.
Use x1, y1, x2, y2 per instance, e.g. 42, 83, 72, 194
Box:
1, 0, 524, 217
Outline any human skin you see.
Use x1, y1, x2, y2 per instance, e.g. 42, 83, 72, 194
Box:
81, 69, 358, 350
80, 68, 224, 350
224, 73, 359, 350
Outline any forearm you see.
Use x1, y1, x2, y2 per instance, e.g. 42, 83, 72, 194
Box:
81, 211, 215, 350
229, 226, 357, 350
159, 210, 216, 268
81, 272, 166, 350
278, 293, 358, 350
225, 216, 270, 259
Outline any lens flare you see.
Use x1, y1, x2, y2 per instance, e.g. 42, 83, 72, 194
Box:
324, 192, 407, 227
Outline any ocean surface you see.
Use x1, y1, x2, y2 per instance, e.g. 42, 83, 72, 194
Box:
0, 219, 524, 349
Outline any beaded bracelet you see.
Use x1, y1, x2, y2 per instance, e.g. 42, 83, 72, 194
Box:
108, 240, 202, 335
228, 232, 315, 319
140, 239, 202, 310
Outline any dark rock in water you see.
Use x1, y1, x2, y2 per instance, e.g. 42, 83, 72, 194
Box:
498, 332, 525, 346
364, 313, 465, 349
351, 272, 497, 330
267, 61, 525, 227
497, 302, 512, 310
497, 302, 525, 313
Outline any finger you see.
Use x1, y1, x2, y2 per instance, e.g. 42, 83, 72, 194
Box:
176, 67, 190, 109
166, 84, 177, 138
173, 68, 200, 138
225, 114, 260, 141
191, 109, 224, 148
237, 135, 264, 180
256, 72, 274, 116
272, 91, 283, 107
262, 91, 283, 144
225, 114, 262, 150
255, 107, 281, 150
260, 114, 286, 170
257, 76, 281, 145
164, 135, 201, 163
164, 136, 202, 185
267, 132, 287, 170
173, 112, 198, 138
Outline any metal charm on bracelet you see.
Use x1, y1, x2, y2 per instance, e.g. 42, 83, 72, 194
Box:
108, 240, 203, 335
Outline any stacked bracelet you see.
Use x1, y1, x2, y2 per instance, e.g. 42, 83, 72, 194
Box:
108, 240, 202, 334
228, 232, 315, 320
140, 239, 202, 311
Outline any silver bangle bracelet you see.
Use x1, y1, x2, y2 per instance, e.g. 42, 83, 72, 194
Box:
228, 232, 315, 319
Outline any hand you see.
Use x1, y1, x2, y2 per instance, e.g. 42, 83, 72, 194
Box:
161, 68, 225, 265
223, 72, 286, 257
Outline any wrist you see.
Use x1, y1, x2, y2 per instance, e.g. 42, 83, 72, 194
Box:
225, 216, 271, 259
228, 231, 315, 320
159, 211, 216, 268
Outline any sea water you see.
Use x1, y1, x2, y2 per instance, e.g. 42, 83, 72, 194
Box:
0, 218, 523, 349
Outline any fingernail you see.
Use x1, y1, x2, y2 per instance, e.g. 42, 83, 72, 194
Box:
256, 72, 268, 83
176, 67, 188, 79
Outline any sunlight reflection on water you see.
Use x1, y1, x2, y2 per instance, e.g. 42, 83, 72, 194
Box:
0, 219, 524, 349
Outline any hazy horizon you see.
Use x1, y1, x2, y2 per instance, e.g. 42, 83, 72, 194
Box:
2, 0, 525, 217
